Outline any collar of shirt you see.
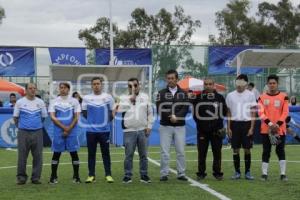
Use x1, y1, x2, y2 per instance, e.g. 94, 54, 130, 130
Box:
168, 86, 178, 96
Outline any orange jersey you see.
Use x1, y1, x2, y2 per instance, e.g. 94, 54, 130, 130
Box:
258, 92, 289, 135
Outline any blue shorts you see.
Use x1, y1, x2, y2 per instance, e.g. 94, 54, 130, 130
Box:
51, 135, 80, 152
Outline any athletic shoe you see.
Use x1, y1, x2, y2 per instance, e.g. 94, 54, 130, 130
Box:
261, 174, 268, 181
85, 176, 96, 183
48, 177, 58, 185
280, 175, 288, 181
140, 175, 151, 183
177, 176, 188, 181
16, 180, 26, 185
73, 177, 81, 184
160, 176, 168, 182
196, 172, 207, 180
245, 172, 254, 180
105, 176, 114, 183
31, 180, 42, 184
231, 172, 241, 180
122, 176, 132, 184
213, 174, 224, 181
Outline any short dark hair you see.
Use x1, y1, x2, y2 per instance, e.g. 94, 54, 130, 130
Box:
59, 82, 70, 89
25, 83, 36, 90
9, 93, 16, 97
267, 74, 279, 83
248, 82, 254, 87
236, 74, 248, 82
166, 69, 179, 79
128, 78, 139, 84
91, 77, 103, 84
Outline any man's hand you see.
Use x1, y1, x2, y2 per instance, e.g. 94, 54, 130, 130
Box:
169, 115, 177, 123
145, 128, 151, 137
227, 128, 232, 139
247, 128, 254, 137
269, 124, 279, 135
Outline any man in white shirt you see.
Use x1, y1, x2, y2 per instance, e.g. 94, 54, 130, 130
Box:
226, 74, 256, 180
13, 83, 48, 185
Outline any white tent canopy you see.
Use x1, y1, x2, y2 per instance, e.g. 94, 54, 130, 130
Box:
230, 49, 300, 75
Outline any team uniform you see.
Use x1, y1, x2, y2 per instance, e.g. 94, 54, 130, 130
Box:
48, 96, 81, 184
49, 96, 81, 152
13, 97, 47, 184
226, 89, 257, 179
258, 92, 289, 180
82, 93, 114, 182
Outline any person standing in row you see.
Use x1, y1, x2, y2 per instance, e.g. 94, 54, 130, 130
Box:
82, 77, 115, 183
191, 78, 227, 180
118, 78, 154, 184
258, 75, 289, 181
156, 69, 189, 182
48, 82, 81, 184
13, 83, 48, 185
226, 74, 256, 180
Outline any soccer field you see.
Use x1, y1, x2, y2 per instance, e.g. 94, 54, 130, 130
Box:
0, 145, 300, 200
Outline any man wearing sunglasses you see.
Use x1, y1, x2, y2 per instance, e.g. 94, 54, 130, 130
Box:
117, 78, 154, 184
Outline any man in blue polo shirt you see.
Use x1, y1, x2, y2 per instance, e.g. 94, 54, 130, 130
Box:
82, 77, 115, 183
13, 83, 48, 185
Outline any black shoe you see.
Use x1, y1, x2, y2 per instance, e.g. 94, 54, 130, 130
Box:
17, 180, 26, 185
140, 175, 151, 183
31, 180, 42, 184
196, 172, 207, 180
160, 176, 168, 182
280, 175, 288, 181
122, 176, 132, 184
213, 173, 224, 181
49, 177, 58, 185
261, 174, 268, 181
177, 176, 188, 181
73, 177, 81, 184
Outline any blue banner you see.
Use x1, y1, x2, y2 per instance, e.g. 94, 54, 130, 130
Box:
208, 46, 263, 75
0, 47, 35, 76
49, 48, 86, 65
95, 48, 152, 65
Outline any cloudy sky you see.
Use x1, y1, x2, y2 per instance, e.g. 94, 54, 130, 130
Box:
0, 0, 298, 47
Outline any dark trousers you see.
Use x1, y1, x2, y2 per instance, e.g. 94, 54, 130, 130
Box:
87, 132, 111, 176
262, 134, 286, 162
197, 131, 223, 176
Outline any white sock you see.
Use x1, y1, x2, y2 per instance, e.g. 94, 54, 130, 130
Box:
262, 162, 269, 175
279, 160, 286, 175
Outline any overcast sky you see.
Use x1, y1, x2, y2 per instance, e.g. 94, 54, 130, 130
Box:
0, 0, 298, 47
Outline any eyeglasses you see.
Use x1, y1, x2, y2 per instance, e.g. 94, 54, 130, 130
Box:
128, 84, 138, 88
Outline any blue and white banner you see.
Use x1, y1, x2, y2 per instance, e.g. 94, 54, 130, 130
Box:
208, 46, 263, 75
49, 48, 86, 65
95, 48, 152, 65
0, 47, 35, 76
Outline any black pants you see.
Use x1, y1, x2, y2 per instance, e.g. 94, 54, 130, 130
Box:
87, 132, 111, 176
262, 134, 286, 162
197, 131, 223, 176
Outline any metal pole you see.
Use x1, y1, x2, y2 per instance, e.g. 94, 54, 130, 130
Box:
109, 0, 114, 65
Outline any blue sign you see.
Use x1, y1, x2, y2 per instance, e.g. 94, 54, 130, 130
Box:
49, 48, 86, 65
95, 48, 152, 65
0, 47, 35, 76
208, 46, 263, 75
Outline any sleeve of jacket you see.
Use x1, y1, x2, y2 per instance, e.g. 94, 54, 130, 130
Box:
220, 94, 227, 118
257, 96, 271, 125
176, 92, 189, 118
277, 95, 289, 126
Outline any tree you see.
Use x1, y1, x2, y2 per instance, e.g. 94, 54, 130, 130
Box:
0, 6, 5, 24
79, 6, 202, 84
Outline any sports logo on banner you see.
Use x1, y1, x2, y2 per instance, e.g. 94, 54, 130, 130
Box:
208, 46, 263, 75
49, 48, 86, 65
0, 47, 35, 76
95, 48, 152, 65
0, 118, 18, 147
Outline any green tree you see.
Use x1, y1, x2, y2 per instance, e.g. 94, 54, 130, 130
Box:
0, 6, 5, 24
79, 6, 202, 85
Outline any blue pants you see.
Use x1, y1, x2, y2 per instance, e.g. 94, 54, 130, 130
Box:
51, 135, 80, 152
87, 132, 111, 176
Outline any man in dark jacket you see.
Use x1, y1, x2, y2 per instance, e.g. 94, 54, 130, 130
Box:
156, 69, 190, 182
191, 78, 227, 180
